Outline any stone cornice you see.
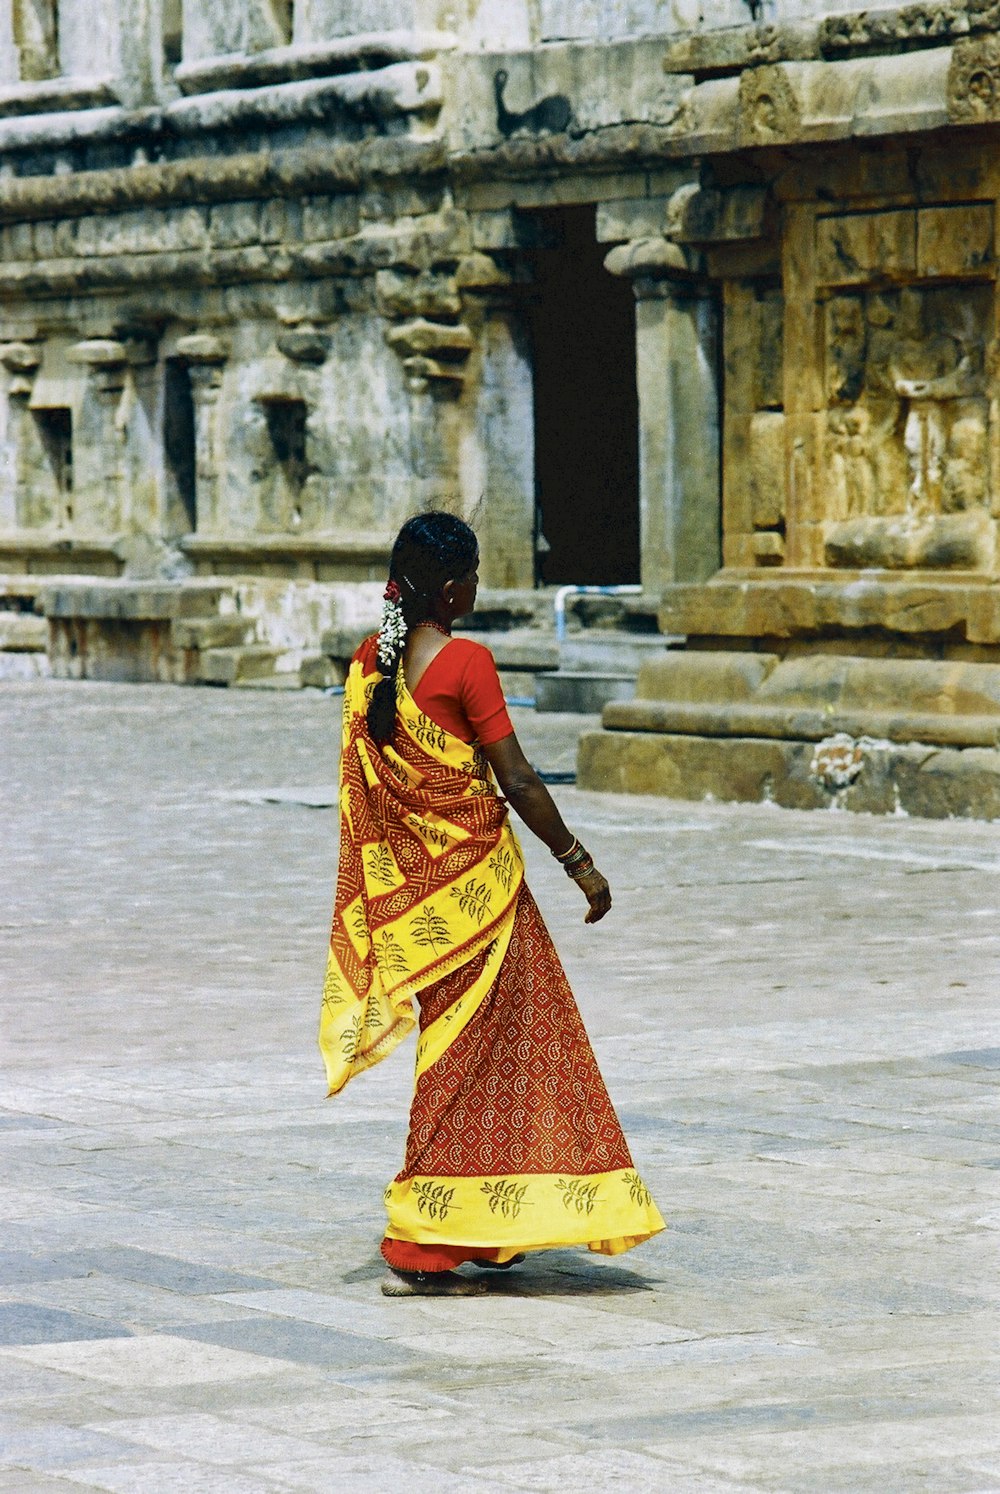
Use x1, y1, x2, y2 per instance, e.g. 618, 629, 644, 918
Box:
0, 65, 440, 157
0, 76, 120, 121
449, 122, 688, 184
0, 139, 447, 226
173, 32, 456, 95
452, 40, 993, 178
672, 46, 954, 155
0, 212, 471, 297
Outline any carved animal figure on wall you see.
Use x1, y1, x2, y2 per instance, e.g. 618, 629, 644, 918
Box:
493, 70, 572, 138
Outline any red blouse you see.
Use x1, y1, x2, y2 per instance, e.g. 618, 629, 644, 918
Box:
357, 635, 514, 746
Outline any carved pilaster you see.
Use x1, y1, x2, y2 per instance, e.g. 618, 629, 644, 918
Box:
66, 339, 129, 535
0, 341, 43, 531
379, 257, 474, 505
175, 334, 228, 533
605, 240, 720, 590
0, 341, 43, 398
455, 253, 533, 587
385, 318, 474, 391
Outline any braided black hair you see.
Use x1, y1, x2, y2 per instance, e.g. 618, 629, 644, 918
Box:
367, 512, 479, 745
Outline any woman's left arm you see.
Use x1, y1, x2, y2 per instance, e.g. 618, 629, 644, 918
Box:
482, 733, 612, 924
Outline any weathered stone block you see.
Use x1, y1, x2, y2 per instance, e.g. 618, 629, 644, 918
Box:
375, 268, 461, 319
0, 341, 41, 372
750, 530, 785, 563
67, 339, 127, 368
658, 579, 986, 642
385, 318, 472, 357
635, 649, 780, 704
32, 218, 75, 259
165, 206, 211, 252
300, 653, 345, 689
596, 197, 671, 244
747, 411, 785, 531
666, 184, 768, 245
170, 616, 255, 651
0, 611, 45, 650
825, 512, 995, 571
917, 203, 992, 277
275, 326, 331, 364
209, 201, 262, 249
198, 644, 287, 685
302, 195, 360, 243
816, 208, 916, 286
0, 223, 33, 261
48, 616, 182, 683
579, 728, 825, 808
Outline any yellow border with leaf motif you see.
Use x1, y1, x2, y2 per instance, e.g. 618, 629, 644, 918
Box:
384, 1166, 666, 1258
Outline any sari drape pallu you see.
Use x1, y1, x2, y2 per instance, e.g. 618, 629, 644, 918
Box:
320, 641, 665, 1261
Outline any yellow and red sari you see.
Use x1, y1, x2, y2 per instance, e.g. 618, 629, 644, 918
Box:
319, 643, 665, 1266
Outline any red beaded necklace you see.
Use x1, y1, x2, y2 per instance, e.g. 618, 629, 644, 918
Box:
413, 619, 451, 638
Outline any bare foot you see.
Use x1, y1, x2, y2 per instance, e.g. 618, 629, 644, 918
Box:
381, 1269, 488, 1298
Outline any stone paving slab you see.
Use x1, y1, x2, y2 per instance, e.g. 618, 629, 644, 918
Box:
1, 680, 999, 1491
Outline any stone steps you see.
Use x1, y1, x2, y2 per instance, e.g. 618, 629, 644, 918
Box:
170, 615, 257, 651
197, 644, 299, 687
534, 670, 640, 713
0, 611, 47, 651
580, 649, 1000, 817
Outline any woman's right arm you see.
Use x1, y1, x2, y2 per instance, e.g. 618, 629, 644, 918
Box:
482, 733, 612, 925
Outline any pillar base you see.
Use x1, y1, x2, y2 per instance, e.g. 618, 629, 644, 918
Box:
579, 648, 1000, 820
578, 727, 1000, 821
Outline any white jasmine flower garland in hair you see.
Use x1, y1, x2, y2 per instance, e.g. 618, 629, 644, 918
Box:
377, 580, 407, 671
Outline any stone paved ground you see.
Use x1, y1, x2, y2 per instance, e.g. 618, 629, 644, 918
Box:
1, 678, 999, 1494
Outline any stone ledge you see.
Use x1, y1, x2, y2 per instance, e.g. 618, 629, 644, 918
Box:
0, 532, 126, 576
659, 574, 1000, 644
0, 214, 471, 295
180, 533, 394, 564
0, 76, 119, 120
578, 727, 1000, 820
39, 579, 234, 620
0, 140, 446, 226
0, 531, 125, 558
603, 698, 1000, 749
608, 650, 1000, 749
0, 69, 442, 161
175, 33, 456, 95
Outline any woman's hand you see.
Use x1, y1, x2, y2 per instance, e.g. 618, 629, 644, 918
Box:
577, 867, 612, 924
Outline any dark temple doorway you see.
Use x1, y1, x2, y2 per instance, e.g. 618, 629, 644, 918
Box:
163, 360, 197, 533
526, 205, 640, 586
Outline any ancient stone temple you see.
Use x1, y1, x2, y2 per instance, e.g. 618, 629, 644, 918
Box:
5, 0, 1000, 813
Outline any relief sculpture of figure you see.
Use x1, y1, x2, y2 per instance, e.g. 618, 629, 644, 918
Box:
828, 407, 878, 519
892, 327, 981, 515
319, 512, 665, 1296
942, 414, 988, 513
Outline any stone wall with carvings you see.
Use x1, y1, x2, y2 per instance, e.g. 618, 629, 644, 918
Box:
6, 0, 1000, 658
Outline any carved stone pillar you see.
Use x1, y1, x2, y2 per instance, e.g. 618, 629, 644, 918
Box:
175, 334, 228, 534
384, 316, 472, 512
606, 239, 721, 591
67, 339, 129, 536
454, 253, 535, 589
0, 341, 42, 530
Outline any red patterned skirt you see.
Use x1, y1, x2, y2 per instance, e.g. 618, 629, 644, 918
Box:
381, 884, 663, 1272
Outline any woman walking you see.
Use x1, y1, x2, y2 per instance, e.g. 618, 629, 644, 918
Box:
319, 512, 664, 1295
